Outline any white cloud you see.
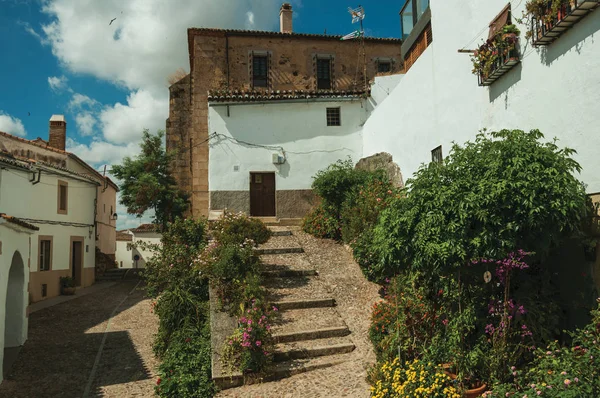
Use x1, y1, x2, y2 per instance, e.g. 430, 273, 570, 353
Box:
75, 112, 97, 136
0, 112, 27, 137
69, 93, 99, 110
48, 75, 69, 92
66, 137, 139, 166
99, 90, 167, 144
40, 0, 282, 96
246, 11, 255, 29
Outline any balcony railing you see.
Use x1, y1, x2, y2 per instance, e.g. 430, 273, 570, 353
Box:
474, 35, 520, 87
531, 0, 599, 46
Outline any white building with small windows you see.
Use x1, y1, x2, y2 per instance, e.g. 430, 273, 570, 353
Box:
114, 225, 162, 269
363, 0, 600, 197
0, 151, 98, 383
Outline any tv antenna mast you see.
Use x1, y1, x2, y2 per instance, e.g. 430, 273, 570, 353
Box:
343, 5, 367, 91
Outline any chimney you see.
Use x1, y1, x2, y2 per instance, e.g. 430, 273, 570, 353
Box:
48, 115, 66, 151
280, 3, 293, 33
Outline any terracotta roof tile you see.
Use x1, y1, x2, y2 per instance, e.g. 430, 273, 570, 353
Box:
0, 213, 39, 231
0, 152, 100, 185
116, 232, 133, 241
130, 224, 160, 233
0, 130, 119, 191
208, 89, 369, 103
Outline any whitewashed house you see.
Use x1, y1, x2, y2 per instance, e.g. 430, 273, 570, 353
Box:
114, 225, 161, 269
0, 151, 98, 382
362, 0, 600, 198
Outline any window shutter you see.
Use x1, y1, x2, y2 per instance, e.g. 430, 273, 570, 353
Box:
312, 54, 317, 90
488, 3, 511, 40
267, 52, 272, 90
330, 55, 335, 90
249, 51, 254, 89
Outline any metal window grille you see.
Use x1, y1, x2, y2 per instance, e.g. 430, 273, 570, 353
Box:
317, 58, 332, 89
40, 240, 51, 271
431, 145, 443, 163
326, 108, 341, 126
378, 61, 392, 73
252, 55, 268, 88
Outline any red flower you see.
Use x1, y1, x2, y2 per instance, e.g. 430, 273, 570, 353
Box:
156, 377, 162, 385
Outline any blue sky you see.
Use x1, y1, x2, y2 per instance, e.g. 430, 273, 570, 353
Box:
0, 0, 404, 228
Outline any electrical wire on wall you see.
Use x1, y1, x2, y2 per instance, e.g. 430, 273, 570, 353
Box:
16, 218, 93, 228
3, 168, 99, 189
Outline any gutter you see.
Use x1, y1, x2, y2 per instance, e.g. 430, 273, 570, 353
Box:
209, 97, 365, 107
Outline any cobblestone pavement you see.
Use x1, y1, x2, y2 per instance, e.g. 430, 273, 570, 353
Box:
0, 280, 159, 398
217, 228, 381, 398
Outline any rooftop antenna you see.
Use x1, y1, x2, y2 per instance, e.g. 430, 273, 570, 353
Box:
343, 5, 367, 91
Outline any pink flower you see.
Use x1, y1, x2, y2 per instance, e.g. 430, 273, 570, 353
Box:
442, 319, 449, 326
574, 378, 579, 383
564, 379, 571, 386
272, 306, 278, 312
256, 340, 262, 347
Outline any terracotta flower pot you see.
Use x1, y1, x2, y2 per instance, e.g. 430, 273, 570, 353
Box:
465, 382, 488, 398
61, 286, 76, 296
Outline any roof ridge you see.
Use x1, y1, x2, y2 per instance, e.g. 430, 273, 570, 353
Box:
188, 27, 402, 42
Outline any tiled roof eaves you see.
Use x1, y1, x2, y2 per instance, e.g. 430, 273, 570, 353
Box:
188, 27, 402, 42
207, 89, 369, 103
0, 153, 99, 185
0, 131, 117, 190
0, 213, 40, 231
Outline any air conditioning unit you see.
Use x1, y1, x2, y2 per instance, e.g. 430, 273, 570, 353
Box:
272, 153, 285, 165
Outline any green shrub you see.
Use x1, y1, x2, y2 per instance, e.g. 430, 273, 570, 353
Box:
311, 158, 370, 212
153, 288, 209, 358
143, 217, 208, 297
373, 129, 591, 278
340, 170, 397, 245
302, 203, 341, 239
155, 325, 215, 398
486, 300, 600, 397
211, 211, 271, 246
349, 229, 381, 281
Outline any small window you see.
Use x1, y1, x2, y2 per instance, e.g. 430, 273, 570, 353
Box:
252, 55, 268, 88
104, 203, 106, 213
58, 180, 68, 214
39, 238, 52, 271
317, 58, 332, 89
326, 108, 341, 127
431, 145, 443, 163
41, 284, 47, 298
378, 61, 392, 73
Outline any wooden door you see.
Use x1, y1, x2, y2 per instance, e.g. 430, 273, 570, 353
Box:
250, 172, 276, 217
71, 240, 83, 286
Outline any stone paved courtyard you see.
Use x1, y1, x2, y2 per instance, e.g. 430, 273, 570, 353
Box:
0, 280, 158, 398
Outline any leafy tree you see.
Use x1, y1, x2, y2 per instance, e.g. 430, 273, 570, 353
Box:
111, 130, 188, 228
372, 129, 592, 279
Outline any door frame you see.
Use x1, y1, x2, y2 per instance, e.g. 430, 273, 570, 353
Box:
69, 236, 85, 287
249, 171, 277, 217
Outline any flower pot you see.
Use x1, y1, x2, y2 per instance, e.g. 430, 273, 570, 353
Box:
61, 286, 76, 296
464, 382, 487, 398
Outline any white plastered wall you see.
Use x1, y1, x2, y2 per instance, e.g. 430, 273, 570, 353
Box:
363, 0, 600, 193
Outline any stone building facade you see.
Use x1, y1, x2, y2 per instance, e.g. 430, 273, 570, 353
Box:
166, 3, 402, 219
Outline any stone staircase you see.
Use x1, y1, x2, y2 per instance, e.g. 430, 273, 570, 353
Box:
96, 268, 129, 282
212, 227, 356, 390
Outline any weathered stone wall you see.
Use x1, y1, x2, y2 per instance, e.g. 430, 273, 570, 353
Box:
166, 74, 193, 216
210, 189, 318, 219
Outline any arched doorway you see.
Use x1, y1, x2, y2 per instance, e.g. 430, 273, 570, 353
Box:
4, 251, 25, 370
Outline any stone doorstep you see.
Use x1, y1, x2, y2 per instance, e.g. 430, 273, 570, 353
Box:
273, 298, 336, 310
261, 269, 317, 278
273, 326, 351, 344
255, 247, 304, 255
273, 343, 356, 362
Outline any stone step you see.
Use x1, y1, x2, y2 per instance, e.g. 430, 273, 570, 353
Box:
269, 352, 353, 381
213, 352, 353, 390
264, 276, 330, 303
273, 326, 350, 344
273, 337, 355, 362
271, 307, 346, 335
261, 269, 317, 278
255, 247, 304, 255
273, 298, 336, 311
271, 230, 292, 237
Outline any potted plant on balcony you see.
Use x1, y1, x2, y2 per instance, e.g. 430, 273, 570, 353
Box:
471, 24, 520, 84
59, 276, 76, 295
